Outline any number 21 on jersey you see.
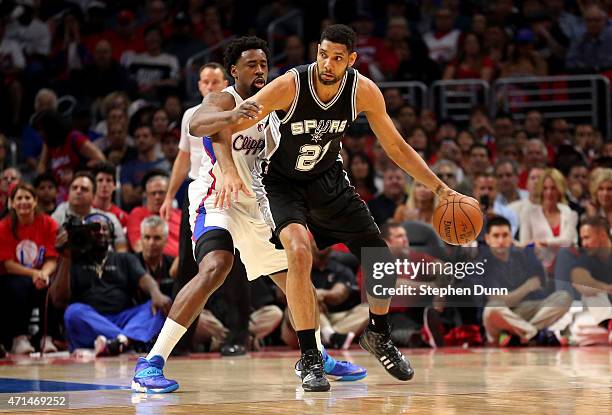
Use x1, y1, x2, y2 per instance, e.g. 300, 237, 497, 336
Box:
295, 141, 332, 171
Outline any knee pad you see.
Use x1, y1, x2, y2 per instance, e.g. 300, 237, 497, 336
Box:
194, 229, 234, 264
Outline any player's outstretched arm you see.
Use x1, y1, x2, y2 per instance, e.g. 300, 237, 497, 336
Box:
358, 77, 472, 202
211, 127, 252, 209
189, 92, 254, 137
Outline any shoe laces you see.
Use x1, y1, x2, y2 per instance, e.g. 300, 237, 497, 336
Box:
302, 350, 325, 377
371, 330, 404, 366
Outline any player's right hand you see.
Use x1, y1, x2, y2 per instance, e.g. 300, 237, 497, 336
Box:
214, 169, 252, 209
159, 197, 173, 221
230, 100, 262, 122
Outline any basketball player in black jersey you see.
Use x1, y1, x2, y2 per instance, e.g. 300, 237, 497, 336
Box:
191, 25, 478, 392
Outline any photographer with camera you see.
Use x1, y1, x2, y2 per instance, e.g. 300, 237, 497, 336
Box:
52, 172, 128, 252
0, 184, 61, 354
50, 212, 172, 356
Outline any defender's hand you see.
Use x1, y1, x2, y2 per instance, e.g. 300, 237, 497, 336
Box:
229, 100, 262, 123
214, 169, 252, 209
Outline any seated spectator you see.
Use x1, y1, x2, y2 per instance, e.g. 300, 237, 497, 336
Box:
493, 113, 515, 141
0, 184, 59, 354
442, 32, 494, 82
152, 108, 171, 141
160, 129, 179, 165
120, 25, 180, 100
569, 216, 612, 345
165, 12, 206, 68
566, 5, 612, 72
565, 161, 590, 216
367, 166, 408, 225
433, 159, 461, 190
393, 36, 441, 85
35, 110, 105, 199
136, 216, 177, 299
127, 172, 180, 257
247, 277, 285, 350
481, 216, 572, 345
472, 172, 519, 239
495, 159, 528, 206
457, 143, 492, 195
282, 240, 367, 350
0, 167, 21, 215
18, 99, 42, 160
93, 108, 132, 152
270, 35, 307, 78
75, 39, 134, 102
50, 215, 171, 356
573, 124, 596, 163
469, 106, 495, 147
496, 138, 521, 165
396, 104, 418, 139
52, 172, 127, 252
519, 168, 578, 247
348, 152, 376, 203
423, 7, 461, 65
509, 166, 544, 220
93, 91, 131, 136
394, 181, 438, 225
406, 126, 431, 160
456, 130, 475, 170
92, 163, 128, 228
546, 118, 572, 148
585, 168, 612, 231
120, 124, 170, 210
518, 139, 549, 189
98, 118, 137, 166
524, 110, 544, 139
500, 29, 548, 77
33, 173, 58, 215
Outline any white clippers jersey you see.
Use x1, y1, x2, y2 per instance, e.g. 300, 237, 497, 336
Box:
179, 104, 203, 180
197, 85, 267, 201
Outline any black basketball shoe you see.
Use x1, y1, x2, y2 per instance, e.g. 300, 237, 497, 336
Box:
359, 327, 414, 381
300, 349, 331, 392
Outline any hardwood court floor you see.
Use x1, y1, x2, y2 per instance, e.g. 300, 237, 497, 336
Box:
0, 347, 610, 414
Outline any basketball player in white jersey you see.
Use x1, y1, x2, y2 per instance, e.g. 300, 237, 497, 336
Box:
132, 37, 366, 394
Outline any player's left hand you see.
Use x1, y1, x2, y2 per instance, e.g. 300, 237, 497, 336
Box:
214, 169, 252, 209
151, 293, 172, 316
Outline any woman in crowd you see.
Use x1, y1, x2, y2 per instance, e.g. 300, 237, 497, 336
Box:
348, 152, 377, 203
519, 168, 578, 247
443, 32, 494, 83
394, 181, 438, 225
0, 184, 60, 354
586, 168, 612, 233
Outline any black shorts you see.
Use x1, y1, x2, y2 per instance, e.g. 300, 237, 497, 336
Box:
259, 161, 380, 248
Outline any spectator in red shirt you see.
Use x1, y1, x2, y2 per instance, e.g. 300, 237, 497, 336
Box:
35, 110, 105, 199
127, 171, 180, 257
92, 163, 128, 229
0, 184, 59, 354
442, 32, 494, 82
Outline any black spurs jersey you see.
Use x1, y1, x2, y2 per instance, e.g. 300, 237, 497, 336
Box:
261, 62, 359, 180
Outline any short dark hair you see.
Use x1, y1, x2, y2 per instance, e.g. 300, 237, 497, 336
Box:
199, 62, 228, 79
93, 162, 117, 181
71, 171, 96, 194
486, 216, 512, 234
380, 221, 404, 240
579, 215, 610, 237
33, 173, 58, 189
320, 24, 356, 52
469, 142, 491, 157
494, 158, 519, 175
141, 168, 169, 189
223, 36, 270, 76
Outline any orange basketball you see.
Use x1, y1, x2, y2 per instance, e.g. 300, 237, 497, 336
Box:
433, 194, 483, 245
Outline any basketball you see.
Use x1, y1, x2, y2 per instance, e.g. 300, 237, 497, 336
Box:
433, 194, 483, 245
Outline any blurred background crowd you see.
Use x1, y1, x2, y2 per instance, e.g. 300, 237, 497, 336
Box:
0, 0, 610, 358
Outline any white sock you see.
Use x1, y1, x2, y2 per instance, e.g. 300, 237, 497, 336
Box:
146, 318, 187, 362
315, 328, 323, 352
320, 326, 334, 344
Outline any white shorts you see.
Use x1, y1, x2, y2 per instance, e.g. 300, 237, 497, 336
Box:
188, 178, 288, 280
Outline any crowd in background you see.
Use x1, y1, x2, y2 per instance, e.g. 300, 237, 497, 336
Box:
0, 0, 611, 357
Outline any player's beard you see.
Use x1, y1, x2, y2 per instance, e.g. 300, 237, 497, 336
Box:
250, 78, 266, 95
317, 63, 346, 85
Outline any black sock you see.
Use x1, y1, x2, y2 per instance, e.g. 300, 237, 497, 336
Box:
369, 311, 389, 333
296, 329, 317, 354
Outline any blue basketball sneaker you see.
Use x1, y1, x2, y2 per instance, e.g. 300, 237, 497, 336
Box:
294, 348, 367, 381
131, 355, 179, 393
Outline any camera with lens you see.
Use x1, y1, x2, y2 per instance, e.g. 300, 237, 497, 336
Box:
64, 215, 101, 254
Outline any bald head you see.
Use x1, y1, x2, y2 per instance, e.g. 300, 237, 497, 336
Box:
585, 5, 607, 36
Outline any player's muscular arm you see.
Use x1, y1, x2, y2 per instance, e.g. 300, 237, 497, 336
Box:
357, 77, 455, 199
189, 92, 241, 137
